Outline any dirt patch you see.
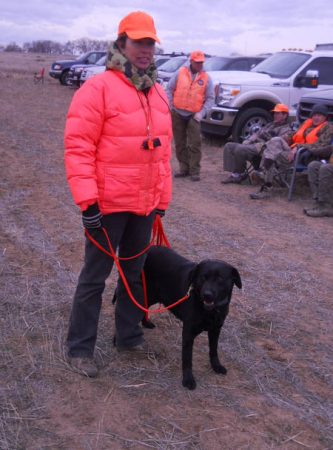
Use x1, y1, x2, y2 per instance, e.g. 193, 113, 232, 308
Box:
0, 52, 332, 450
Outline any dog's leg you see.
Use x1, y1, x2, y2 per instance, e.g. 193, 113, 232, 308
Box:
181, 327, 197, 390
208, 327, 227, 374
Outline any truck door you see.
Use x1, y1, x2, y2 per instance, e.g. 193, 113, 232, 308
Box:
291, 57, 333, 112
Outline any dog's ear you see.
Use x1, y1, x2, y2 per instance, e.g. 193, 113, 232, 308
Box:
188, 264, 199, 285
232, 267, 242, 289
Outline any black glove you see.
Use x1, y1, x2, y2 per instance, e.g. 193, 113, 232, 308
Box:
156, 209, 165, 218
82, 203, 103, 229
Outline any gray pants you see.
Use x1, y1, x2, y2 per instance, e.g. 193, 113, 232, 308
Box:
223, 142, 260, 173
67, 211, 156, 357
261, 137, 292, 183
307, 161, 333, 205
172, 111, 201, 175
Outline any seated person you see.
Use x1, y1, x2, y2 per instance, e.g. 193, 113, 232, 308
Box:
250, 104, 333, 200
304, 152, 333, 217
221, 103, 292, 184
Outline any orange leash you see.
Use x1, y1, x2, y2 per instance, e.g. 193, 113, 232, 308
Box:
84, 215, 189, 318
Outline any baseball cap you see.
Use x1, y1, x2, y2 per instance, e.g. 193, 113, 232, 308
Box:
311, 104, 329, 117
190, 51, 205, 63
271, 103, 289, 113
118, 11, 160, 43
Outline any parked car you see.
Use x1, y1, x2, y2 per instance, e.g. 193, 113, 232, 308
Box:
156, 55, 189, 87
68, 54, 106, 87
155, 55, 172, 68
80, 53, 186, 86
201, 47, 333, 141
49, 51, 106, 85
204, 55, 265, 73
156, 54, 264, 90
297, 88, 333, 123
80, 55, 107, 85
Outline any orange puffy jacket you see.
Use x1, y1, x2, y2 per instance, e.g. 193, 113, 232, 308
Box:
173, 67, 209, 113
64, 70, 172, 215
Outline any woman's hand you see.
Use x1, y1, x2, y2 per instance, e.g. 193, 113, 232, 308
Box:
82, 203, 103, 229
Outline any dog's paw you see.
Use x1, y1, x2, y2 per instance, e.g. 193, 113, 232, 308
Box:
182, 372, 197, 390
142, 318, 156, 329
212, 363, 227, 375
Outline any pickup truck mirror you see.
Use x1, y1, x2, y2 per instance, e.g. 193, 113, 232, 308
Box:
294, 69, 319, 88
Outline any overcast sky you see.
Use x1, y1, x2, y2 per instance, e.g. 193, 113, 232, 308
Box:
0, 0, 331, 55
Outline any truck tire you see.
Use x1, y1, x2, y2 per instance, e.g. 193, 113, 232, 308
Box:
232, 108, 271, 142
60, 70, 70, 86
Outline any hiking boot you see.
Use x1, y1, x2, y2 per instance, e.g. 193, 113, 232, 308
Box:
250, 169, 265, 185
249, 184, 272, 200
190, 174, 200, 182
68, 356, 98, 378
221, 172, 247, 184
174, 171, 189, 178
116, 341, 155, 356
304, 204, 333, 217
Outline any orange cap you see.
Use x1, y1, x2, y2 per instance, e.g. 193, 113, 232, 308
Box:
271, 103, 289, 113
118, 11, 160, 43
190, 50, 205, 63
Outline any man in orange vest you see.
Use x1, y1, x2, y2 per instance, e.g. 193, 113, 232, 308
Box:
250, 104, 333, 200
167, 51, 214, 181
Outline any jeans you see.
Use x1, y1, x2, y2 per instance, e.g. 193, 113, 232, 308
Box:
67, 211, 156, 357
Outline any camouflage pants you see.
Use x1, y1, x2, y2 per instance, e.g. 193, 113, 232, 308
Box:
172, 111, 201, 175
307, 161, 333, 205
261, 137, 292, 183
223, 142, 261, 173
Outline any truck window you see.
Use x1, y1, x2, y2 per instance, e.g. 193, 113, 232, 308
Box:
298, 57, 333, 85
204, 57, 230, 71
229, 59, 249, 71
252, 52, 311, 78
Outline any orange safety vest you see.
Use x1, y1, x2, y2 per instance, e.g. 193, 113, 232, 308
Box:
292, 118, 327, 145
173, 67, 208, 113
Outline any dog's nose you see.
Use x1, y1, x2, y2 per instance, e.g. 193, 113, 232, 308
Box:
202, 290, 214, 301
202, 291, 215, 310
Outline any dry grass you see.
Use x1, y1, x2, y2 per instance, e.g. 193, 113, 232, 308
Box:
0, 53, 332, 449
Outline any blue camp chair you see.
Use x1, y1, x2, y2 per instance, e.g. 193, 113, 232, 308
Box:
286, 147, 309, 201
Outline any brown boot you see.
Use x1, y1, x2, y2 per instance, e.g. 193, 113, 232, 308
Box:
304, 203, 333, 217
249, 184, 272, 200
174, 171, 189, 178
68, 356, 98, 378
190, 174, 200, 182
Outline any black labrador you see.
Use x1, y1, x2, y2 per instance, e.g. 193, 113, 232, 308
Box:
141, 245, 242, 390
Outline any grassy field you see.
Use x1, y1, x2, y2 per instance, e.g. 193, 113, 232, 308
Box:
0, 52, 332, 450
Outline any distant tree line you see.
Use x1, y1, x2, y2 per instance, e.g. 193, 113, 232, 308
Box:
0, 38, 164, 55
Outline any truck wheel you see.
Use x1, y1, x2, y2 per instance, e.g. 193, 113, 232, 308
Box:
60, 70, 70, 86
232, 108, 271, 142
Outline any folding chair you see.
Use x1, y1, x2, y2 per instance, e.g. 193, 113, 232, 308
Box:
33, 67, 45, 84
274, 148, 308, 201
244, 154, 263, 185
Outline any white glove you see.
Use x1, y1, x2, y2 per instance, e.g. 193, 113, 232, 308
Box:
193, 112, 203, 122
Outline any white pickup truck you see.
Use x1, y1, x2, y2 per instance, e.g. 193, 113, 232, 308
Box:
201, 48, 333, 142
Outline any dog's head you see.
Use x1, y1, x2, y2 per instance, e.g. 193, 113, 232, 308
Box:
190, 260, 242, 312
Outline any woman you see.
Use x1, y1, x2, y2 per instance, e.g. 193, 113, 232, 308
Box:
64, 11, 172, 377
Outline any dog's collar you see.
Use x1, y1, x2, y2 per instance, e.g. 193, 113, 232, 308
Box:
186, 284, 193, 297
